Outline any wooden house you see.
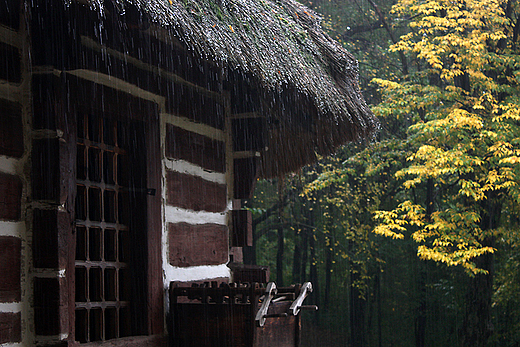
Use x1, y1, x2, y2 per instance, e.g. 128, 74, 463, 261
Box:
0, 0, 378, 345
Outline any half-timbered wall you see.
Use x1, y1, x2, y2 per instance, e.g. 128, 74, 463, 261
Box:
0, 1, 30, 345
163, 119, 232, 283
0, 1, 255, 345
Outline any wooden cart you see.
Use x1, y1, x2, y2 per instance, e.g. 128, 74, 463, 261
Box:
169, 282, 316, 347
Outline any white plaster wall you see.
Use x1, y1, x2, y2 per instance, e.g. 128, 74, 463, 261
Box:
0, 155, 19, 175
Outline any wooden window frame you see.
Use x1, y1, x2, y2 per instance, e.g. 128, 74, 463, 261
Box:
52, 74, 164, 345
75, 112, 149, 343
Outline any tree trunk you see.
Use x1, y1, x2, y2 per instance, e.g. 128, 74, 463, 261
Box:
366, 0, 409, 74
243, 223, 257, 265
324, 243, 333, 308
276, 179, 285, 286
461, 197, 500, 346
276, 223, 284, 286
415, 178, 434, 347
461, 244, 494, 347
300, 230, 309, 283
348, 239, 367, 347
376, 272, 382, 347
350, 271, 367, 347
292, 231, 302, 284
309, 232, 320, 310
415, 265, 426, 347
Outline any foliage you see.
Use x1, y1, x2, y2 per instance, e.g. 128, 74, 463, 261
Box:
250, 0, 520, 345
372, 0, 520, 274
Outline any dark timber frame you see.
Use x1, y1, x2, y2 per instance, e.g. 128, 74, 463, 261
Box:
31, 72, 164, 345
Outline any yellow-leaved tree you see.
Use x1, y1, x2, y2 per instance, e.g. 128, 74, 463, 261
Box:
372, 0, 520, 345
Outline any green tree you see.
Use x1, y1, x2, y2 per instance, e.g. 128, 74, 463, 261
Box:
250, 0, 520, 345
371, 0, 520, 345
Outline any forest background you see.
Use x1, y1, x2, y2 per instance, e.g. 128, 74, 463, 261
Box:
244, 0, 520, 346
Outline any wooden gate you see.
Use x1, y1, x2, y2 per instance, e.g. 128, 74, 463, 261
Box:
169, 282, 316, 347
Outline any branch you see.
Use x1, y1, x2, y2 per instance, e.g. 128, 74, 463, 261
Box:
366, 0, 409, 74
255, 222, 316, 240
252, 194, 288, 227
343, 19, 384, 37
513, 15, 520, 49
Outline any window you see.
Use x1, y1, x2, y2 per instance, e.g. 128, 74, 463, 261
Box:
74, 112, 148, 343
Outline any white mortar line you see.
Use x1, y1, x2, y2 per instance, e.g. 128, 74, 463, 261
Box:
0, 221, 25, 238
162, 114, 226, 141
0, 343, 23, 347
160, 101, 170, 329
33, 335, 63, 343
165, 159, 226, 184
66, 69, 165, 106
164, 206, 228, 226
164, 264, 231, 284
31, 270, 65, 278
0, 302, 22, 313
0, 83, 20, 103
0, 25, 23, 48
0, 156, 19, 175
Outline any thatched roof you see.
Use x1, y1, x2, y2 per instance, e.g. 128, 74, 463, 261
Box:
87, 0, 379, 176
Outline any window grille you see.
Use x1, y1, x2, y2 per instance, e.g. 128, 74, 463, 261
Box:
75, 113, 133, 343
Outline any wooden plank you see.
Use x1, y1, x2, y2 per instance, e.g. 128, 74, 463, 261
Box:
0, 98, 23, 157
172, 303, 253, 347
253, 301, 299, 347
170, 286, 301, 347
166, 171, 227, 213
231, 210, 253, 247
0, 42, 21, 83
32, 209, 58, 268
0, 173, 22, 221
234, 157, 258, 199
31, 139, 59, 201
144, 102, 164, 335
165, 124, 226, 173
0, 236, 21, 302
168, 223, 229, 267
0, 312, 21, 344
33, 277, 60, 336
74, 334, 167, 347
229, 264, 270, 284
